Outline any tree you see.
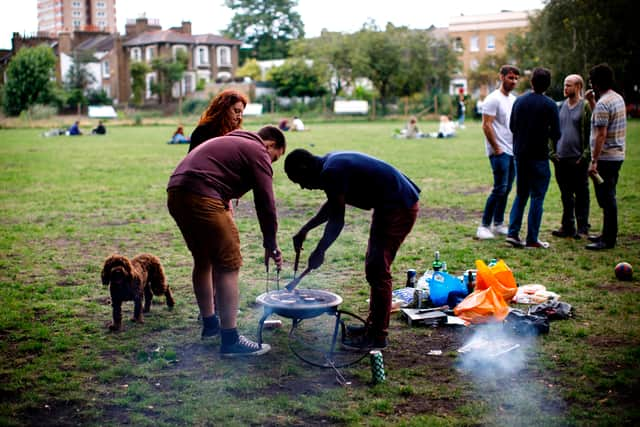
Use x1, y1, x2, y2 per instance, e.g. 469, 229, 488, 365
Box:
509, 0, 639, 101
351, 24, 403, 114
267, 58, 327, 98
351, 23, 456, 114
64, 50, 97, 114
224, 0, 305, 60
236, 58, 263, 81
150, 50, 188, 104
466, 53, 509, 94
290, 31, 356, 101
2, 45, 57, 116
130, 61, 151, 106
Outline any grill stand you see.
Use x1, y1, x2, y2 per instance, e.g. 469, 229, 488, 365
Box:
257, 306, 369, 368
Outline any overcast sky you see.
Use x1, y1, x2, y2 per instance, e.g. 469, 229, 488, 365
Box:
1, 0, 546, 50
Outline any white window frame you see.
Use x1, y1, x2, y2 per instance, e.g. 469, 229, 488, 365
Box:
486, 35, 496, 51
145, 46, 155, 63
102, 60, 110, 77
453, 37, 463, 52
217, 46, 231, 67
130, 47, 142, 62
196, 46, 209, 66
470, 36, 479, 52
146, 72, 157, 99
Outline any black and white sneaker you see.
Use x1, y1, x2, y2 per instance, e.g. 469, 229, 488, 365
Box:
505, 235, 525, 248
220, 335, 271, 358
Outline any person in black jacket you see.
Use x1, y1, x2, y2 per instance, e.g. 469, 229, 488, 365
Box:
188, 89, 247, 152
506, 67, 561, 249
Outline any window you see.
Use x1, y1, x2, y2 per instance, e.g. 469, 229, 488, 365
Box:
470, 36, 479, 52
197, 47, 208, 65
486, 35, 496, 51
470, 59, 479, 71
73, 20, 81, 28
102, 60, 110, 77
72, 1, 81, 7
96, 1, 105, 7
454, 37, 463, 52
146, 73, 156, 99
217, 46, 231, 67
145, 46, 155, 62
97, 11, 105, 17
131, 47, 142, 61
72, 10, 81, 17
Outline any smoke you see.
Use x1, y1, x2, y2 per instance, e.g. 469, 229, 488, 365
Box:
456, 323, 567, 425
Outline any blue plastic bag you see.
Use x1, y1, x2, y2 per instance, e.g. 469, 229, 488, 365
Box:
428, 271, 468, 306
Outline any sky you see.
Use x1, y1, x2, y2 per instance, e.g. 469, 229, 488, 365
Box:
1, 0, 546, 50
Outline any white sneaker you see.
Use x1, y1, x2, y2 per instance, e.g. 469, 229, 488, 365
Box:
491, 224, 509, 236
476, 226, 495, 240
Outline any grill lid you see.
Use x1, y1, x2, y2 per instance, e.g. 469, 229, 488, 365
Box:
256, 289, 343, 315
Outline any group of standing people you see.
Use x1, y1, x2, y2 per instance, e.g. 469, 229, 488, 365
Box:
167, 89, 419, 357
477, 63, 626, 251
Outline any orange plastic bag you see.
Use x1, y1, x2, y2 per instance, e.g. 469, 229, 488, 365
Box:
474, 259, 517, 301
453, 286, 510, 324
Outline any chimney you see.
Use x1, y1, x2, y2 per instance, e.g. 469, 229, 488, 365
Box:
58, 32, 72, 54
181, 21, 192, 35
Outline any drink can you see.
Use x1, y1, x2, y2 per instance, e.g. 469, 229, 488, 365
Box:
592, 173, 604, 185
406, 269, 417, 287
413, 288, 428, 308
263, 319, 282, 329
370, 350, 385, 384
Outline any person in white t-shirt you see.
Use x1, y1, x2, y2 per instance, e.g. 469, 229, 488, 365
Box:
291, 116, 305, 131
476, 65, 520, 240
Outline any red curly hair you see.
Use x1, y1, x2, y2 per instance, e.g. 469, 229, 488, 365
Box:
197, 89, 248, 137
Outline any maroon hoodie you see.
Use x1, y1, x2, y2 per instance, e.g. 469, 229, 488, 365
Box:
167, 130, 278, 251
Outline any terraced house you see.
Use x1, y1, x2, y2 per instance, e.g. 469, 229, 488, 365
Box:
9, 15, 241, 106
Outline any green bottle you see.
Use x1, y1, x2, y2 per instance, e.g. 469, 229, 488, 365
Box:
432, 251, 443, 272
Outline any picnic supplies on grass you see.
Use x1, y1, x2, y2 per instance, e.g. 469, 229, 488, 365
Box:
474, 259, 517, 301
453, 285, 510, 324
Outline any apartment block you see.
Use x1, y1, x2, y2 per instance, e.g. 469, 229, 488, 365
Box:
37, 0, 117, 36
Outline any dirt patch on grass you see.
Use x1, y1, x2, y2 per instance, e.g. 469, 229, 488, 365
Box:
418, 206, 476, 222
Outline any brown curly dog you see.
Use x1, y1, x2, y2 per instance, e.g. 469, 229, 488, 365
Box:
101, 253, 175, 331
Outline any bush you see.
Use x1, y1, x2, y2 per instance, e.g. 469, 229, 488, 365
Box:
26, 104, 58, 120
181, 98, 209, 115
87, 89, 112, 106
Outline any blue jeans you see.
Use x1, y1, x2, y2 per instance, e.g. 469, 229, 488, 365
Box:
508, 159, 551, 244
481, 153, 515, 227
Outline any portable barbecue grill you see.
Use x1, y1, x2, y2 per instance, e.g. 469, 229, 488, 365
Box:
256, 289, 369, 368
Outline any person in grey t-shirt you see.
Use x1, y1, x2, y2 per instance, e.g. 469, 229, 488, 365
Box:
550, 74, 592, 238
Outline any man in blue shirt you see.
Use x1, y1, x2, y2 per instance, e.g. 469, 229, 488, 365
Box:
284, 149, 420, 349
506, 67, 561, 249
68, 120, 82, 135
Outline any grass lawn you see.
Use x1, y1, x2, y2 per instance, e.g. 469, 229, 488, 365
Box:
0, 118, 639, 426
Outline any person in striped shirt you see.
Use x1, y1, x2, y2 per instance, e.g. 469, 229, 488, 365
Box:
584, 63, 626, 250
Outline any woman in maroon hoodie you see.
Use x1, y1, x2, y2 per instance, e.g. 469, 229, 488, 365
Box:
168, 126, 286, 357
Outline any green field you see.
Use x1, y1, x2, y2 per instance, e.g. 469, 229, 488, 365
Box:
1, 119, 638, 426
